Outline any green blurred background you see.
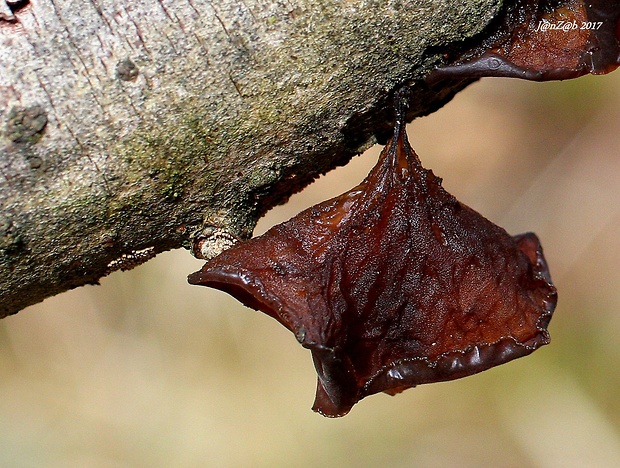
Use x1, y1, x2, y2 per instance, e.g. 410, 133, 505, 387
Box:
1, 72, 619, 467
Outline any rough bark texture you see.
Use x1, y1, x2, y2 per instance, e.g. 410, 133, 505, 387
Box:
0, 0, 501, 317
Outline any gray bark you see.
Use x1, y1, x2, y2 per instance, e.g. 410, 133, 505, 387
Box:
0, 0, 500, 316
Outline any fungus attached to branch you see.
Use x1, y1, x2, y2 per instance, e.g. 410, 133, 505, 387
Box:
189, 100, 557, 417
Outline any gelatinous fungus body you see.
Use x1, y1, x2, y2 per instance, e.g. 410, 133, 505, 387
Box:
189, 120, 557, 417
428, 0, 620, 83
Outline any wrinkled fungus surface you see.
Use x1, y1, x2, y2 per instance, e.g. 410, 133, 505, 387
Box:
189, 117, 557, 417
427, 0, 620, 83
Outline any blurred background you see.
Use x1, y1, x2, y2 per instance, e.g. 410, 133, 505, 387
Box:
1, 72, 619, 467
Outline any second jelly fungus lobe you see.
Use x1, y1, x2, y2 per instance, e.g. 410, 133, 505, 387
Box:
428, 0, 620, 83
189, 118, 557, 417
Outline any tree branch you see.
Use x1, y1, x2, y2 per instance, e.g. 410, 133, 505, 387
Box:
1, 0, 502, 316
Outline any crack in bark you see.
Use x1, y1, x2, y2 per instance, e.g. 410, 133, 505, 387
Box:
0, 0, 28, 23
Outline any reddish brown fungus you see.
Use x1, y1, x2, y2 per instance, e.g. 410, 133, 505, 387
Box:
427, 0, 620, 83
188, 110, 557, 417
